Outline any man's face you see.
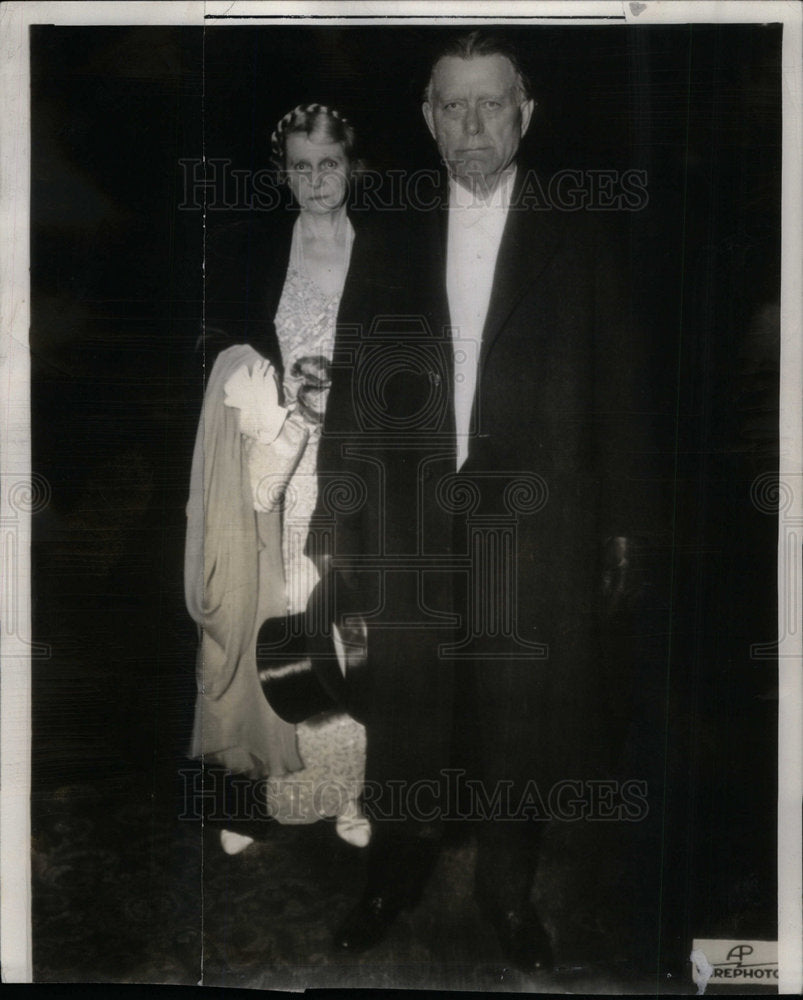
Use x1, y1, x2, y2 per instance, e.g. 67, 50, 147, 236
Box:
423, 53, 534, 193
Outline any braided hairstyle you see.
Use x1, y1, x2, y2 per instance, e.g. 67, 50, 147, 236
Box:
270, 102, 360, 175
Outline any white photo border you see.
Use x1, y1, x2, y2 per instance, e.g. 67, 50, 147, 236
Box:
1, 0, 800, 989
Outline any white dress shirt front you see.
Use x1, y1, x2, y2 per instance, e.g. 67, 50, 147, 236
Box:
446, 167, 515, 470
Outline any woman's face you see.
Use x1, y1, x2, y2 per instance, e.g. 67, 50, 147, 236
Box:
284, 132, 351, 214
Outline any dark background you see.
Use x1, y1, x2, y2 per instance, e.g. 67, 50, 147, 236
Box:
30, 22, 781, 982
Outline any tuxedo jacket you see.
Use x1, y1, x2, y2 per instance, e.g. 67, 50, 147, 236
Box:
316, 167, 655, 658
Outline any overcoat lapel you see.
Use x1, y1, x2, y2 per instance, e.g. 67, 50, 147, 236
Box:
261, 208, 296, 325
418, 174, 449, 334
478, 168, 564, 371
430, 166, 565, 368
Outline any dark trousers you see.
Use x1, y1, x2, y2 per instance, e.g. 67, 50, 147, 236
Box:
358, 611, 554, 910
356, 558, 634, 911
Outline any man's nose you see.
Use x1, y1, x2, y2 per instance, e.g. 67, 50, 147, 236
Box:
464, 105, 482, 135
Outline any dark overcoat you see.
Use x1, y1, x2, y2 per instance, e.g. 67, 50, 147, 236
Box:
315, 167, 655, 809
203, 200, 297, 381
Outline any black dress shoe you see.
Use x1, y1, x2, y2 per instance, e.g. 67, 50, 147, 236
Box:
479, 899, 555, 974
333, 892, 406, 953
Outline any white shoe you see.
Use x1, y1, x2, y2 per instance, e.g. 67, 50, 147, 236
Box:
220, 828, 255, 855
335, 800, 371, 848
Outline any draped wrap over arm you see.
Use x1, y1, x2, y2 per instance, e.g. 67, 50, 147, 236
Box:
185, 344, 302, 778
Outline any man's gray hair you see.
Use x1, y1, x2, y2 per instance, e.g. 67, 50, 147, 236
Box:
423, 30, 533, 104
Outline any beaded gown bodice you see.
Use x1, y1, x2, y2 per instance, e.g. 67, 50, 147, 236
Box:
273, 240, 342, 614
261, 216, 365, 830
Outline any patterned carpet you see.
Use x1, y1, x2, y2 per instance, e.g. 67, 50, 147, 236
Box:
30, 766, 703, 994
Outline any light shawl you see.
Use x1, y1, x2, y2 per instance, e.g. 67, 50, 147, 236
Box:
185, 344, 302, 778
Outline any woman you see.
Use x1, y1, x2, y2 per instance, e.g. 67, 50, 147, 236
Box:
185, 104, 369, 853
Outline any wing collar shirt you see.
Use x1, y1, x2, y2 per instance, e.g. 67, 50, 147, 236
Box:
446, 165, 516, 470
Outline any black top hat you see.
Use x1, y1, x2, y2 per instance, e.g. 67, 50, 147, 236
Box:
255, 572, 368, 725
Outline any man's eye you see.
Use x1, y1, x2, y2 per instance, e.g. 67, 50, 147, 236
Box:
293, 162, 312, 173
321, 159, 338, 169
443, 102, 462, 112
484, 101, 501, 110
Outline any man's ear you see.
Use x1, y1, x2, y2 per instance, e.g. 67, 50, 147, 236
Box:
519, 98, 535, 138
422, 101, 437, 142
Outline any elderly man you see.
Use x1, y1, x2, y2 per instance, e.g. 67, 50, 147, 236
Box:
315, 30, 651, 973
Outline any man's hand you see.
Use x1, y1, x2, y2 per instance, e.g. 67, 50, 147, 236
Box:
601, 535, 633, 619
